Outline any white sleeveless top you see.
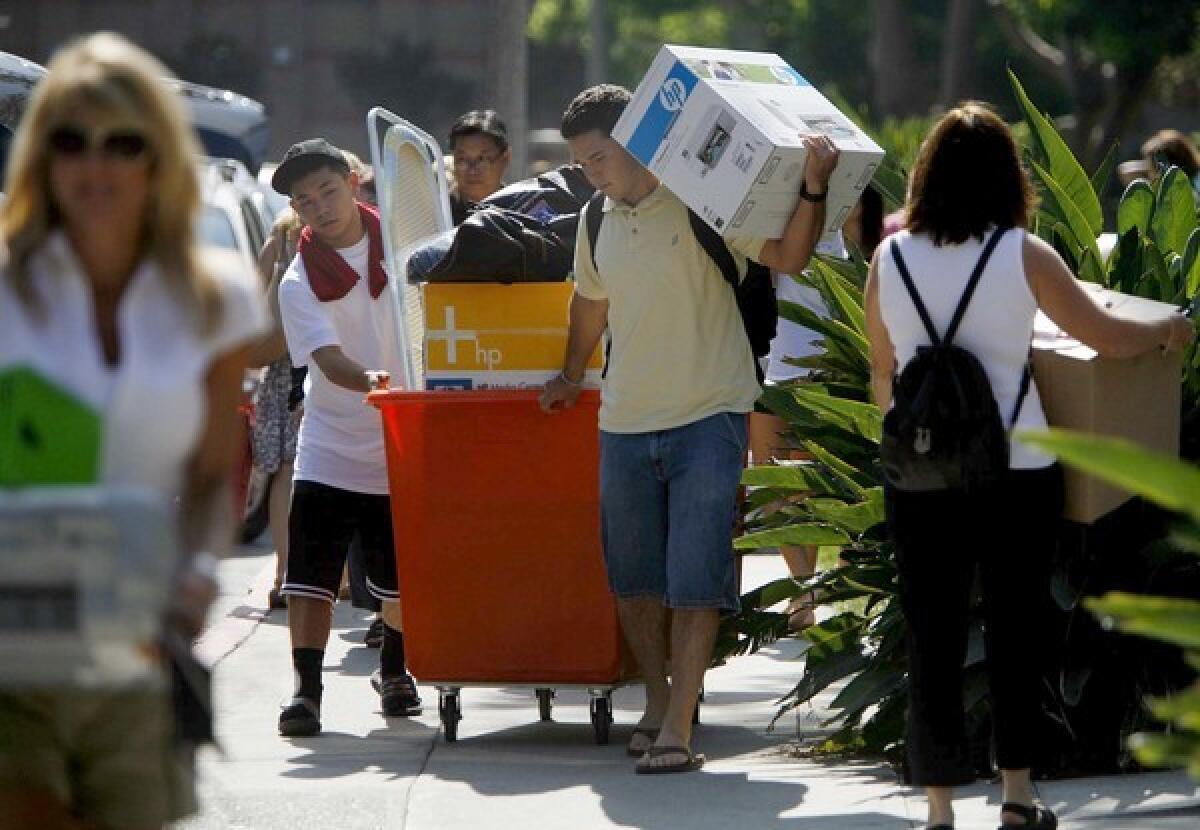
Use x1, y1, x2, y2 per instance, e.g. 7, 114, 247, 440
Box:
877, 228, 1054, 469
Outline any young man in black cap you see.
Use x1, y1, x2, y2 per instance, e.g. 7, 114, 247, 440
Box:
447, 109, 511, 224
271, 138, 419, 736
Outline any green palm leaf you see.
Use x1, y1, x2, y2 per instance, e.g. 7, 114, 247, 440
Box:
1017, 429, 1200, 522
1086, 593, 1200, 650
735, 523, 852, 550
791, 387, 882, 443
1009, 68, 1103, 237
1032, 161, 1106, 282
1152, 167, 1199, 256
1117, 179, 1156, 238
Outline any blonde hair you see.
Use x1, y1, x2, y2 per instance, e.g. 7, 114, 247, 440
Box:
2, 32, 221, 332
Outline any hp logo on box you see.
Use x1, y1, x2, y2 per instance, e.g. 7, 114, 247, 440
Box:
659, 78, 688, 111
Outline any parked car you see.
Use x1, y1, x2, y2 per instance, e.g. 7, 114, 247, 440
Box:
167, 79, 269, 175
0, 50, 46, 185
256, 162, 291, 224
196, 156, 272, 269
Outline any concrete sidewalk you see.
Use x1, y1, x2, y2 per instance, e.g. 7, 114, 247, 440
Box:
179, 550, 1199, 829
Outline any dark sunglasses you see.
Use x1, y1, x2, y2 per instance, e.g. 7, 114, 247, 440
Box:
48, 125, 150, 160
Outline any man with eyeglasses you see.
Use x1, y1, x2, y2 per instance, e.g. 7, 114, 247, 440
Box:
448, 109, 511, 225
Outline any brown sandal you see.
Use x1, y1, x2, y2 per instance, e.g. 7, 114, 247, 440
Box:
634, 745, 705, 774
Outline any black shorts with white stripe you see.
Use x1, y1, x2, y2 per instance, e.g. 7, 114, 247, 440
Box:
281, 480, 400, 605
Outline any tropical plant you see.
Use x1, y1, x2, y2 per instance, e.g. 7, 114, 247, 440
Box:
1008, 68, 1200, 442
1019, 430, 1200, 779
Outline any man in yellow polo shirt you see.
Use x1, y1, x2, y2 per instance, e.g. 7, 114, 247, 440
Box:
540, 84, 838, 774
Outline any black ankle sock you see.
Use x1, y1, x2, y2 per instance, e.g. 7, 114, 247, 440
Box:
380, 625, 406, 677
292, 647, 324, 702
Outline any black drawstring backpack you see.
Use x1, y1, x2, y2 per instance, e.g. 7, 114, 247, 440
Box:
881, 228, 1031, 492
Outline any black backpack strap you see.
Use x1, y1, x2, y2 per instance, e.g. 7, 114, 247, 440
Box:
583, 192, 606, 273
888, 238, 942, 347
686, 208, 741, 289
581, 193, 612, 378
1010, 349, 1032, 427
944, 227, 1006, 345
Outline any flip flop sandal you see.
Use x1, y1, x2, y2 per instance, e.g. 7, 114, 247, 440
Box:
999, 803, 1057, 830
278, 696, 321, 737
626, 727, 660, 757
635, 745, 706, 775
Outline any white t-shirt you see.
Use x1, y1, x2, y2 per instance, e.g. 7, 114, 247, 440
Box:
764, 232, 844, 384
0, 233, 267, 498
278, 234, 404, 494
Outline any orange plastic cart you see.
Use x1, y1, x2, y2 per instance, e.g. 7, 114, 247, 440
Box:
369, 388, 629, 742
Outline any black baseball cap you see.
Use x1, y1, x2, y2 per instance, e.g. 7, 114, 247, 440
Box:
271, 138, 351, 195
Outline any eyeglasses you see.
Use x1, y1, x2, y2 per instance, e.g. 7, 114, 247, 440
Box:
48, 125, 150, 161
453, 153, 500, 172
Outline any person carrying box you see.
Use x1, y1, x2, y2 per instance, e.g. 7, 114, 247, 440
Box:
539, 84, 838, 774
272, 138, 420, 736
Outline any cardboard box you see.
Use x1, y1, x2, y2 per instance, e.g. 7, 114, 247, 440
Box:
423, 283, 603, 390
612, 44, 885, 238
1031, 285, 1182, 524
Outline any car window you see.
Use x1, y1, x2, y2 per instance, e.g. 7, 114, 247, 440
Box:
197, 205, 239, 252
239, 198, 265, 255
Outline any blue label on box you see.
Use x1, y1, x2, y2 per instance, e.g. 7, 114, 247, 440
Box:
626, 60, 699, 166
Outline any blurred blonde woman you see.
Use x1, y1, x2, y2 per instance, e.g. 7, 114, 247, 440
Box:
0, 32, 265, 829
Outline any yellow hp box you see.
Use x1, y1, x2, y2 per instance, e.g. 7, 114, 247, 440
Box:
423, 283, 603, 390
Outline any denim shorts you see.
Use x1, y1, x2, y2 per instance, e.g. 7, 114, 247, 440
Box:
599, 412, 748, 612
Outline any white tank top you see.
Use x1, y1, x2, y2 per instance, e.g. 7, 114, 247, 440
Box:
877, 228, 1055, 469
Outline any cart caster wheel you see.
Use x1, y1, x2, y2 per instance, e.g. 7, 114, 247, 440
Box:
439, 691, 461, 743
590, 694, 612, 745
536, 688, 554, 721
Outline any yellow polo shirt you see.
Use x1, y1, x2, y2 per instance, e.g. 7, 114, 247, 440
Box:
574, 184, 766, 433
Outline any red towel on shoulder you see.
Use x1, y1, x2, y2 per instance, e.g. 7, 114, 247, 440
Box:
298, 201, 388, 302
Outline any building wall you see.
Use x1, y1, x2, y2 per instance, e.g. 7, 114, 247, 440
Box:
0, 0, 498, 160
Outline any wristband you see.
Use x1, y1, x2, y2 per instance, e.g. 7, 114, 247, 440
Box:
799, 181, 827, 202
558, 371, 583, 387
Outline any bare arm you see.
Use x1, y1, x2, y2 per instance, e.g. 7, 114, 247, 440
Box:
1025, 233, 1193, 357
538, 291, 609, 412
311, 344, 379, 394
755, 135, 839, 274
864, 250, 896, 411
244, 232, 290, 368
172, 344, 250, 637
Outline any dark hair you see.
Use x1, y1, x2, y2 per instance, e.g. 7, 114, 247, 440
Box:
906, 102, 1036, 246
449, 109, 508, 152
561, 84, 630, 140
857, 185, 884, 257
1142, 129, 1200, 179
